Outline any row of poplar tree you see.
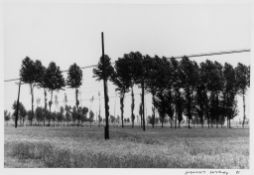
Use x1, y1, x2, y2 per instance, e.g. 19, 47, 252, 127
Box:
93, 52, 250, 129
6, 51, 250, 129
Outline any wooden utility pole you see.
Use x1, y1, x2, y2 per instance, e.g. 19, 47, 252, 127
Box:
15, 80, 22, 128
101, 32, 110, 139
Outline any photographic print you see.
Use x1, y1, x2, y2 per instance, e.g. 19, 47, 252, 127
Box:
2, 0, 251, 172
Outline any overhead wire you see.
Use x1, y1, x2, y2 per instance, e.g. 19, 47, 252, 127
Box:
4, 49, 250, 83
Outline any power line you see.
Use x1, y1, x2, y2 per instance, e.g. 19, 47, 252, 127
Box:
5, 78, 20, 82
61, 64, 98, 73
174, 49, 250, 59
4, 48, 250, 83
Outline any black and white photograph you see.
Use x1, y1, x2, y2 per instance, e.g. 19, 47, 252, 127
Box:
1, 0, 252, 174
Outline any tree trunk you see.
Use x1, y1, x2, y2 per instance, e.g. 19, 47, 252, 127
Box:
30, 84, 34, 126
229, 118, 231, 128
187, 91, 191, 129
206, 102, 210, 128
49, 90, 53, 112
44, 88, 47, 110
131, 86, 135, 128
140, 100, 143, 129
152, 93, 155, 128
48, 90, 53, 126
175, 114, 177, 129
216, 95, 219, 128
152, 107, 155, 128
207, 117, 209, 128
120, 93, 125, 128
44, 88, 47, 126
141, 81, 145, 131
76, 88, 79, 109
176, 90, 182, 129
242, 91, 246, 128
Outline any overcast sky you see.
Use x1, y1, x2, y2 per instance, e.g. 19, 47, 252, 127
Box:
3, 2, 250, 123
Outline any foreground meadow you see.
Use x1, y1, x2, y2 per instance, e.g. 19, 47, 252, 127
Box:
4, 126, 249, 168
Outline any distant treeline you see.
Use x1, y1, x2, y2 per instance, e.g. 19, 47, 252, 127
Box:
5, 52, 250, 129
4, 103, 132, 127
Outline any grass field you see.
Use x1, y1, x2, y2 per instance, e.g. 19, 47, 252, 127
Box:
4, 126, 249, 168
